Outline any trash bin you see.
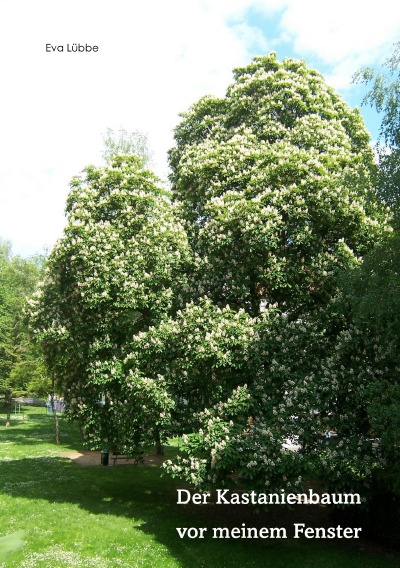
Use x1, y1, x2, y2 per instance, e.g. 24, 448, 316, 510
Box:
101, 451, 109, 466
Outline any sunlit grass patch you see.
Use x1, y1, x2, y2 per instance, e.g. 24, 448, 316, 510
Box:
0, 407, 399, 567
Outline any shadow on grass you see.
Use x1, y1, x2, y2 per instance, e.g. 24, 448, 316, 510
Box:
0, 455, 398, 568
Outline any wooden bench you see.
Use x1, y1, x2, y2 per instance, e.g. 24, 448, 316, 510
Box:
110, 451, 145, 465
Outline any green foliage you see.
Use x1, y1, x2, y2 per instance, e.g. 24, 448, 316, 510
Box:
354, 42, 400, 225
126, 298, 256, 435
0, 241, 46, 405
330, 235, 400, 496
354, 43, 400, 149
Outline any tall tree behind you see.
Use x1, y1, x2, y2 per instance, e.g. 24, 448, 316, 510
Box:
102, 127, 153, 167
0, 242, 46, 425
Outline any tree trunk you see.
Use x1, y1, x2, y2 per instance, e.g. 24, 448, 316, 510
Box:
50, 391, 60, 445
155, 431, 164, 455
5, 393, 11, 427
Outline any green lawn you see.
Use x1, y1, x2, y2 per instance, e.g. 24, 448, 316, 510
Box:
0, 408, 399, 568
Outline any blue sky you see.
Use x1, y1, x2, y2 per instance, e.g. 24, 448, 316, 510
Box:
0, 0, 399, 257
243, 3, 392, 140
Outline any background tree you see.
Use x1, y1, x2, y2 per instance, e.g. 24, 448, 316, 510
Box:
0, 241, 46, 425
102, 127, 152, 167
354, 42, 400, 226
349, 44, 400, 496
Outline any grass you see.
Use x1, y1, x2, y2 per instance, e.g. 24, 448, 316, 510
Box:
0, 408, 399, 567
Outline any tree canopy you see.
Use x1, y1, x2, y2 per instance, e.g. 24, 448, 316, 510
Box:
31, 54, 393, 499
30, 155, 191, 452
170, 53, 387, 317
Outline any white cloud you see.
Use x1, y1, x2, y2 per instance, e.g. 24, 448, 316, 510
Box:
256, 0, 400, 88
0, 0, 399, 256
0, 0, 268, 256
